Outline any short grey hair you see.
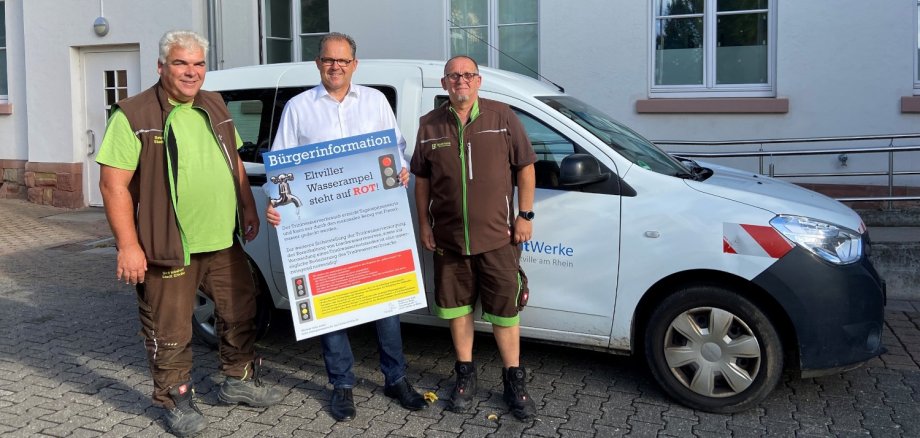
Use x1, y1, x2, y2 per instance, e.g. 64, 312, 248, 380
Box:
158, 30, 209, 64
318, 32, 357, 58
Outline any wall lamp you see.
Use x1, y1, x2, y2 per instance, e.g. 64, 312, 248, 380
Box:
93, 16, 110, 37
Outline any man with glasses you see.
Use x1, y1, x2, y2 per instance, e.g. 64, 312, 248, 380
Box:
266, 32, 425, 422
410, 55, 538, 420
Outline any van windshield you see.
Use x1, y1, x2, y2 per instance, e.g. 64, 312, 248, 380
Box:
537, 96, 690, 177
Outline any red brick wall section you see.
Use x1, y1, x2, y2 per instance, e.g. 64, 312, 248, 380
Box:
0, 159, 27, 200
21, 162, 85, 208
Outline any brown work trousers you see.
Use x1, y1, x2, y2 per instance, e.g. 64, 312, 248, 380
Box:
135, 242, 258, 407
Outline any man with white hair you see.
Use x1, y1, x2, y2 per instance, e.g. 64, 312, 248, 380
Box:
97, 29, 283, 436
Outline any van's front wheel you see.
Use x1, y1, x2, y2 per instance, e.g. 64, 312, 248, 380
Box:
644, 285, 783, 413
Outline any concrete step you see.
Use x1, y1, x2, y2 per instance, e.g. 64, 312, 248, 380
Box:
867, 227, 920, 301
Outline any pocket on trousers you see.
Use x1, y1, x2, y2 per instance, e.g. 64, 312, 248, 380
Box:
517, 268, 529, 311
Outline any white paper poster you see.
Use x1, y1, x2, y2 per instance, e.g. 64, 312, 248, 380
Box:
262, 129, 427, 340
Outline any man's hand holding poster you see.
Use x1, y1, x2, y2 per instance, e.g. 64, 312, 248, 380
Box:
262, 129, 427, 340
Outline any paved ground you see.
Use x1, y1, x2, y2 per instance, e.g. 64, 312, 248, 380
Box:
1, 198, 919, 437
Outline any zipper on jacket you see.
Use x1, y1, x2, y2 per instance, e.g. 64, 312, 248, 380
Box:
456, 118, 471, 255
449, 103, 480, 255
467, 142, 473, 180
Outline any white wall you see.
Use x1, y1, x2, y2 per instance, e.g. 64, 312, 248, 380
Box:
5, 0, 918, 177
322, 1, 920, 145
0, 0, 27, 161
539, 0, 649, 130
311, 1, 919, 185
21, 0, 208, 164
331, 0, 446, 61
538, 1, 920, 145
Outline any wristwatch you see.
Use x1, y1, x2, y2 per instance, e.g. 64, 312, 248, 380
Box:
518, 210, 535, 221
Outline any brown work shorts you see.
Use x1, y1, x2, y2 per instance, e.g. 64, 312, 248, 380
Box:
433, 243, 526, 327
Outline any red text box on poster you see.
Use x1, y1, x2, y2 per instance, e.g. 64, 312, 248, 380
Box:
308, 249, 415, 295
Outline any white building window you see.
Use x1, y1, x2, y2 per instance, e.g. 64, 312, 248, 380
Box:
448, 0, 538, 78
1, 1, 7, 99
264, 0, 328, 64
651, 0, 774, 98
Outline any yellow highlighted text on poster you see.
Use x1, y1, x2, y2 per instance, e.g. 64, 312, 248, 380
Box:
314, 273, 418, 319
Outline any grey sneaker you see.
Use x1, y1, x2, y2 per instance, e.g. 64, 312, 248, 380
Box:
218, 357, 283, 407
449, 361, 477, 412
165, 382, 208, 437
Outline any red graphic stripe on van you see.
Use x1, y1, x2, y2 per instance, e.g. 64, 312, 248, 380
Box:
739, 224, 794, 259
723, 238, 737, 254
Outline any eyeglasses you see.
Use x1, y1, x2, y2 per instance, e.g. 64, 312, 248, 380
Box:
444, 72, 479, 82
319, 57, 354, 67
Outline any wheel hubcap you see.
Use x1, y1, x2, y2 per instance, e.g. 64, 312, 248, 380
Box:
193, 290, 217, 338
662, 307, 761, 398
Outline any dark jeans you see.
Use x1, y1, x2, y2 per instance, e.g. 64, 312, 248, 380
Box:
321, 314, 407, 388
136, 242, 258, 407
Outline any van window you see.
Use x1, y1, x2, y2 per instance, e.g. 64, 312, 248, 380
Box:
538, 96, 689, 177
512, 109, 573, 189
227, 100, 262, 146
223, 85, 398, 163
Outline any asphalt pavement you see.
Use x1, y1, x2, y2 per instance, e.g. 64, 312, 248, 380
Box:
1, 198, 919, 437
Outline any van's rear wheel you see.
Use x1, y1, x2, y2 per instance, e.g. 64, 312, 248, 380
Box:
644, 285, 783, 413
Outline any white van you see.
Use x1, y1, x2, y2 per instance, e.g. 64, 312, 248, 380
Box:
200, 60, 886, 413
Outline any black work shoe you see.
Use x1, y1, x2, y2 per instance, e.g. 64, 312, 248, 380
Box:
218, 357, 284, 407
502, 366, 537, 420
165, 382, 208, 437
384, 378, 427, 411
449, 361, 477, 412
330, 387, 356, 422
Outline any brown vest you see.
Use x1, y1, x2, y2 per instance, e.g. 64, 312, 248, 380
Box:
114, 81, 243, 267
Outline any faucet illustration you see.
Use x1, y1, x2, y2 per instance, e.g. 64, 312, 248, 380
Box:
270, 173, 302, 208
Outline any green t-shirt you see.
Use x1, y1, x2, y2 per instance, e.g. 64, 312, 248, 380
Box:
96, 102, 241, 254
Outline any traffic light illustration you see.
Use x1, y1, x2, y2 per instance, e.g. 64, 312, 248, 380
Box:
292, 276, 307, 297
297, 301, 313, 323
377, 154, 400, 189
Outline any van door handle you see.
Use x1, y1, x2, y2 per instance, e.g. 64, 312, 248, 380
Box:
87, 129, 96, 156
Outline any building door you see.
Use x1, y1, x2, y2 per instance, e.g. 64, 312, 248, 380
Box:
83, 49, 141, 206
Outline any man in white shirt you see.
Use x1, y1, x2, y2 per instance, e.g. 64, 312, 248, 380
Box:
265, 32, 424, 422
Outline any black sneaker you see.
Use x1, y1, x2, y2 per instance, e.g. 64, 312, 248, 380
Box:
218, 357, 284, 407
502, 366, 536, 420
449, 361, 477, 412
165, 382, 208, 437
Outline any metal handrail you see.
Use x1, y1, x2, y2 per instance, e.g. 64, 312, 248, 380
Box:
654, 134, 920, 209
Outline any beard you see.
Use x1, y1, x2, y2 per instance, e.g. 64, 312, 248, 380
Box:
455, 94, 470, 103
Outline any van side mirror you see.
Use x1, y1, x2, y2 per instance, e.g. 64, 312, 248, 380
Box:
559, 154, 611, 187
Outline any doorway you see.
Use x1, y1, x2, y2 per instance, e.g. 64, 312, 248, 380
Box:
83, 48, 141, 206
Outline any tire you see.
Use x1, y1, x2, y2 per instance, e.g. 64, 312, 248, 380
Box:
644, 285, 783, 413
192, 265, 274, 348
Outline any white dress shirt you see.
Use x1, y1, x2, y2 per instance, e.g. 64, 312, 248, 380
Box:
271, 83, 408, 168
